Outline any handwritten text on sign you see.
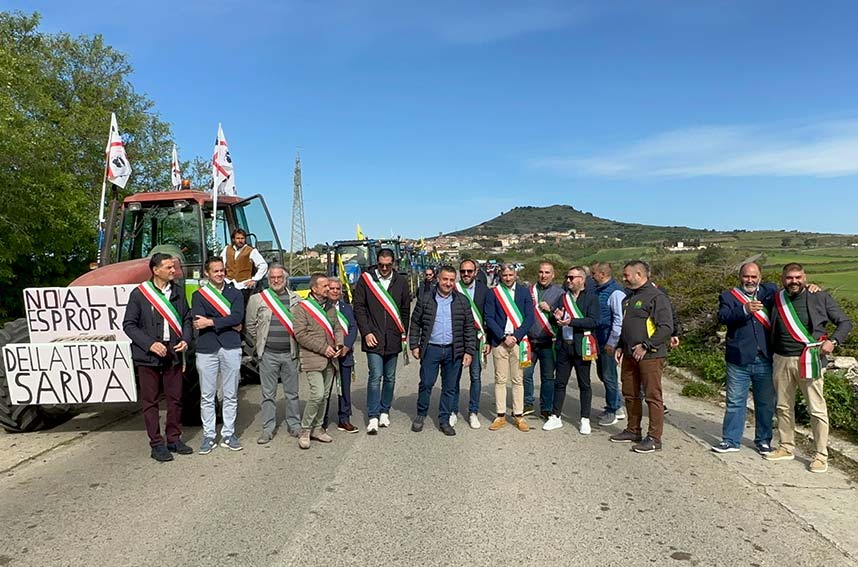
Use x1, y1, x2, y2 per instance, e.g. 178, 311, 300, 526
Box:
2, 342, 137, 405
24, 285, 135, 343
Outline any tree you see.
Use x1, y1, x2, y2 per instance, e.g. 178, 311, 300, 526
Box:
0, 11, 175, 318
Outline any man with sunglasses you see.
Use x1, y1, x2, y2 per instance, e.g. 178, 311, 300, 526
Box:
523, 262, 564, 419
453, 259, 491, 429
353, 248, 412, 435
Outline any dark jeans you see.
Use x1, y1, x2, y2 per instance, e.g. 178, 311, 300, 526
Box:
137, 364, 183, 447
523, 343, 555, 410
621, 357, 666, 441
553, 341, 592, 419
417, 344, 463, 422
323, 362, 354, 428
596, 343, 622, 412
454, 353, 482, 414
366, 352, 398, 419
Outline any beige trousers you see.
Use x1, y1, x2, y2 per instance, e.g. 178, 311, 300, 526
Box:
493, 343, 524, 415
773, 354, 829, 460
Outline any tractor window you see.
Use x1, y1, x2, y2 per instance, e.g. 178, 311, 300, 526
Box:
233, 195, 283, 263
118, 202, 203, 264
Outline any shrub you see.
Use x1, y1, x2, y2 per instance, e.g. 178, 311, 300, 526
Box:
682, 381, 719, 398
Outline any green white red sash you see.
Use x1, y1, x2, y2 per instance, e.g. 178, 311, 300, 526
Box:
260, 289, 295, 338
138, 281, 182, 337
361, 272, 407, 350
335, 304, 349, 335
774, 290, 824, 379
299, 296, 335, 343
457, 281, 486, 352
198, 282, 231, 317
730, 288, 771, 330
530, 284, 556, 338
493, 285, 532, 367
563, 292, 598, 361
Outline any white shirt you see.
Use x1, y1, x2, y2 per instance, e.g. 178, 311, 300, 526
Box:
156, 281, 172, 341
221, 244, 269, 289
502, 283, 517, 335
376, 270, 392, 291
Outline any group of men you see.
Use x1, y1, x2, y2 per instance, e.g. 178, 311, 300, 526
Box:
124, 231, 852, 471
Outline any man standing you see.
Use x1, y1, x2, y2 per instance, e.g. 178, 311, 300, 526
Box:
609, 260, 673, 453
454, 259, 491, 429
322, 278, 359, 433
221, 228, 269, 294
765, 263, 852, 472
123, 253, 193, 462
353, 248, 411, 435
713, 262, 778, 454
409, 266, 476, 436
293, 273, 344, 449
590, 262, 627, 426
417, 267, 436, 301
484, 265, 534, 432
246, 264, 302, 444
192, 257, 245, 453
543, 266, 599, 433
523, 262, 564, 418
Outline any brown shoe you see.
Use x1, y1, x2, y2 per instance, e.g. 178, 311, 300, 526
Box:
310, 428, 333, 443
298, 429, 311, 449
764, 446, 794, 461
488, 416, 507, 431
514, 416, 529, 432
809, 457, 828, 473
337, 422, 359, 433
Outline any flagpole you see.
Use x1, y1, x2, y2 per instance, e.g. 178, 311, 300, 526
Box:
96, 143, 110, 262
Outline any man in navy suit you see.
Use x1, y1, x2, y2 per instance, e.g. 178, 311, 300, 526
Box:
323, 279, 360, 433
713, 261, 778, 454
484, 264, 534, 432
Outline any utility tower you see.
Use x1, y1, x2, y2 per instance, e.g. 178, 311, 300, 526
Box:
289, 153, 310, 275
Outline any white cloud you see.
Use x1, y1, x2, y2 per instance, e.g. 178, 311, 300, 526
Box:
535, 120, 858, 178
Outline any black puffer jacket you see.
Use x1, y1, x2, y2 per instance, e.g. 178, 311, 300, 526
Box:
409, 290, 476, 361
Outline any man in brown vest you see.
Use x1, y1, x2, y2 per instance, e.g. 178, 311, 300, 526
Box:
221, 228, 269, 292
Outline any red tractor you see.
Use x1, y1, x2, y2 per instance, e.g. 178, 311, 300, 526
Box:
0, 188, 284, 432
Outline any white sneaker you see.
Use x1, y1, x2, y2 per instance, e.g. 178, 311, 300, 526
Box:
468, 413, 480, 429
449, 413, 458, 427
542, 415, 563, 431
367, 418, 379, 435
615, 408, 626, 420
579, 418, 591, 435
379, 413, 390, 428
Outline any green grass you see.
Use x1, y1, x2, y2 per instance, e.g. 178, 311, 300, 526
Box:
813, 270, 858, 301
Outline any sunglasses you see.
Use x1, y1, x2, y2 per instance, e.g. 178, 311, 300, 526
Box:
460, 269, 475, 274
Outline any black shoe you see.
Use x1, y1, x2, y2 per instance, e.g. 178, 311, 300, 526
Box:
167, 440, 194, 455
411, 415, 425, 432
522, 404, 535, 416
632, 436, 662, 453
540, 410, 550, 421
439, 422, 456, 436
609, 429, 643, 443
663, 404, 670, 415
150, 444, 174, 462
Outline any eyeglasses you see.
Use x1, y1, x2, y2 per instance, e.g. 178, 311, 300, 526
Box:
460, 269, 474, 274
566, 275, 581, 280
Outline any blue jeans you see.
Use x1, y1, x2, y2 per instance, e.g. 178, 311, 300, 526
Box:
722, 356, 775, 448
523, 344, 555, 410
417, 344, 463, 421
596, 345, 622, 412
366, 352, 398, 419
454, 354, 482, 414
197, 348, 241, 440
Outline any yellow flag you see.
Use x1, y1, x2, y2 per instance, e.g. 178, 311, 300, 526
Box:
357, 224, 366, 240
646, 317, 656, 338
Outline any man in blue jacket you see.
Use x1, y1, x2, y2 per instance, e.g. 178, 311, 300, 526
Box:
485, 264, 534, 432
192, 257, 245, 454
323, 278, 360, 433
713, 262, 778, 454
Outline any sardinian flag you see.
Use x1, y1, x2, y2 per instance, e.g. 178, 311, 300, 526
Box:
106, 113, 132, 188
171, 144, 182, 189
211, 123, 236, 196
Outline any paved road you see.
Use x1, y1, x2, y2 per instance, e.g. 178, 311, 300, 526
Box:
1, 353, 857, 567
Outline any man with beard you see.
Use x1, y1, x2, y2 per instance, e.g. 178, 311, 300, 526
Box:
765, 263, 851, 473
453, 259, 491, 429
522, 262, 564, 419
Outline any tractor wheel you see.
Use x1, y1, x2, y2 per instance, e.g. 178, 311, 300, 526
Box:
0, 319, 74, 432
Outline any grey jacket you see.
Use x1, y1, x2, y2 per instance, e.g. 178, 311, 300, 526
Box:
770, 288, 852, 364
245, 289, 300, 360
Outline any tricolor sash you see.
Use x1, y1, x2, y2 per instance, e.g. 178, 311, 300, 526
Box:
260, 289, 295, 338
335, 304, 349, 335
298, 297, 336, 343
530, 284, 556, 338
457, 281, 486, 354
730, 288, 771, 330
198, 282, 231, 317
774, 290, 824, 379
563, 292, 598, 361
138, 281, 183, 337
493, 285, 532, 367
361, 272, 407, 351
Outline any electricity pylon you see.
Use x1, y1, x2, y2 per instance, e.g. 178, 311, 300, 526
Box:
289, 153, 310, 275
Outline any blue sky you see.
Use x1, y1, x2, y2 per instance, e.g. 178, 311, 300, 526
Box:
7, 0, 858, 244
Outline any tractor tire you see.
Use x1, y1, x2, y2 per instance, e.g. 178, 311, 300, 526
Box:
181, 358, 202, 427
0, 318, 74, 433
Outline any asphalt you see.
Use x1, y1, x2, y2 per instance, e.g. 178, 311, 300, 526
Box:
1, 354, 857, 567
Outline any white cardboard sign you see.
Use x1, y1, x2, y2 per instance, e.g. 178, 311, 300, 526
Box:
24, 285, 136, 343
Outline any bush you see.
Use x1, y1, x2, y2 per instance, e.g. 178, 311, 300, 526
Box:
795, 370, 858, 437
668, 334, 727, 386
682, 381, 719, 398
